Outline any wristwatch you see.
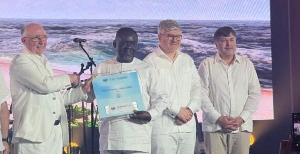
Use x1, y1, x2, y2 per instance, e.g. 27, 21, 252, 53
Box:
2, 138, 8, 142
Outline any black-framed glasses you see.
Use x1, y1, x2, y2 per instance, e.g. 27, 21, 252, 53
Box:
24, 35, 48, 42
161, 34, 182, 40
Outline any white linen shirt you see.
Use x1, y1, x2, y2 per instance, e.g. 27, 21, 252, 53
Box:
0, 69, 10, 151
143, 47, 202, 134
94, 57, 169, 152
198, 53, 261, 133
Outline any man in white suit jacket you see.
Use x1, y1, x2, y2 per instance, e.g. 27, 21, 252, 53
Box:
9, 23, 93, 154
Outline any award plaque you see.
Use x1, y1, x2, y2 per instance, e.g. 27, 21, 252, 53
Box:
92, 72, 145, 118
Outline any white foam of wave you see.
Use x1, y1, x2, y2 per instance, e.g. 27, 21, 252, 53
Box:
181, 38, 215, 52
237, 47, 272, 64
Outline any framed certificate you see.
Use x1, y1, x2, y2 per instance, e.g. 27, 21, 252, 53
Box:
92, 72, 145, 118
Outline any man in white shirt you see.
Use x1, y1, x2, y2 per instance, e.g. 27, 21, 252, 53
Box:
0, 69, 10, 154
198, 26, 261, 154
144, 19, 202, 154
94, 27, 169, 154
10, 23, 93, 154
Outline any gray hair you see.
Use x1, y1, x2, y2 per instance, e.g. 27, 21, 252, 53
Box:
21, 24, 27, 37
158, 19, 182, 34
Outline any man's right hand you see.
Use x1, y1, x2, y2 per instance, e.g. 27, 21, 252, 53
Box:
68, 73, 80, 87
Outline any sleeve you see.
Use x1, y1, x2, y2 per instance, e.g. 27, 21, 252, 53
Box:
198, 61, 221, 123
0, 69, 10, 104
166, 104, 181, 118
144, 56, 179, 118
11, 55, 71, 94
166, 57, 202, 116
147, 69, 170, 120
62, 86, 88, 106
93, 63, 101, 75
186, 58, 202, 113
239, 60, 261, 121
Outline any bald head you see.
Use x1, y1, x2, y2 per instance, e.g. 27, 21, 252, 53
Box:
21, 23, 45, 37
115, 28, 138, 40
114, 27, 138, 63
21, 23, 48, 56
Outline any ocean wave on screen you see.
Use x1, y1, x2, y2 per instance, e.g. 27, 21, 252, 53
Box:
238, 48, 271, 61
181, 38, 215, 53
0, 26, 23, 54
0, 19, 272, 88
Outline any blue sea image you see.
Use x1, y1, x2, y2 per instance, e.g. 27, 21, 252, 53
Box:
0, 19, 271, 89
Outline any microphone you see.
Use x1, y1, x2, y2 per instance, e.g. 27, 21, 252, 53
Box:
73, 38, 87, 43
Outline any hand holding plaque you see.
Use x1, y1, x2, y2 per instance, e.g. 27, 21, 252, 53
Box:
129, 110, 151, 122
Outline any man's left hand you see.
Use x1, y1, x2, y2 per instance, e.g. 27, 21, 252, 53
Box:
129, 110, 151, 122
174, 117, 186, 125
176, 107, 193, 123
82, 76, 94, 94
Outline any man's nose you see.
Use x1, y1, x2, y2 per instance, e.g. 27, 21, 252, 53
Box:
38, 38, 45, 44
226, 40, 230, 45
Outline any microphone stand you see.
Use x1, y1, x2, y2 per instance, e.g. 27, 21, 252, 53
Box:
77, 41, 96, 154
67, 63, 90, 154
67, 105, 73, 154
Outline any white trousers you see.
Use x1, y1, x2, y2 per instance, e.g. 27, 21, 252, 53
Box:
14, 125, 63, 154
151, 132, 196, 154
204, 131, 251, 154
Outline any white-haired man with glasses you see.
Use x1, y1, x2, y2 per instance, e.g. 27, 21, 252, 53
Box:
9, 23, 93, 154
143, 19, 202, 154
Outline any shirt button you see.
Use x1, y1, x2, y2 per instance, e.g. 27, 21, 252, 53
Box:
53, 97, 56, 100
53, 112, 56, 114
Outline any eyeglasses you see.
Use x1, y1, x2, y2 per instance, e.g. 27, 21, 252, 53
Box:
23, 35, 48, 42
161, 34, 182, 40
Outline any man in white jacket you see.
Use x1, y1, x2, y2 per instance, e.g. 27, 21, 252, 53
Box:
10, 23, 93, 154
94, 27, 169, 154
143, 19, 202, 154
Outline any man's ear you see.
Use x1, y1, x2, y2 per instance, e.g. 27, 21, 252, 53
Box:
215, 41, 218, 48
21, 37, 26, 44
158, 34, 161, 42
113, 40, 116, 48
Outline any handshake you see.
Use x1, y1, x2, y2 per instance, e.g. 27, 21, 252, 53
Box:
68, 73, 94, 94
